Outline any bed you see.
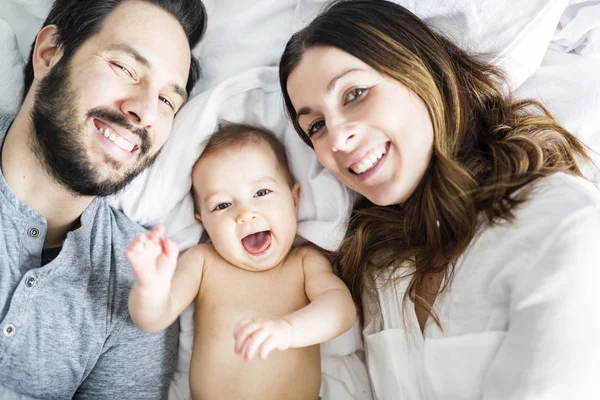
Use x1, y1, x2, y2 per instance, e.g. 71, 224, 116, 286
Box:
1, 0, 599, 399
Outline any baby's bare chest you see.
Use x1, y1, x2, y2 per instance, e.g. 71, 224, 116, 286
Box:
195, 260, 308, 335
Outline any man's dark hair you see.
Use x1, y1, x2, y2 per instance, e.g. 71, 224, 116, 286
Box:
22, 0, 206, 101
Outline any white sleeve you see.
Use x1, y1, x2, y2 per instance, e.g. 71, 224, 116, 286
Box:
481, 205, 600, 399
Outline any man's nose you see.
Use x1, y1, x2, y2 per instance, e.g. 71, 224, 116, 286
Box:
120, 85, 158, 129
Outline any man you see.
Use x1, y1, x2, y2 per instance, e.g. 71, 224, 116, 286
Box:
0, 0, 205, 398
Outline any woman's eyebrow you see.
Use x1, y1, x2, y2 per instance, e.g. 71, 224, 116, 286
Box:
326, 68, 363, 92
296, 68, 365, 122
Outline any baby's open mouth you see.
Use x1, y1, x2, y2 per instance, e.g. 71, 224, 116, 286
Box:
241, 231, 272, 255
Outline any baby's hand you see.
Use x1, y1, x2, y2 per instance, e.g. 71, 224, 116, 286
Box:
126, 226, 178, 290
233, 317, 293, 361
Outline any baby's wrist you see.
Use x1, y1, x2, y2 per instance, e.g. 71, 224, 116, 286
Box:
281, 317, 295, 346
133, 281, 170, 301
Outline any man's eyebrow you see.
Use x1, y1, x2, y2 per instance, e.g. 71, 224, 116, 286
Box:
108, 43, 150, 67
107, 43, 187, 101
295, 68, 363, 123
170, 83, 187, 102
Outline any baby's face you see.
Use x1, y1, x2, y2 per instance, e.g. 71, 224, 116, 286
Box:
192, 141, 300, 271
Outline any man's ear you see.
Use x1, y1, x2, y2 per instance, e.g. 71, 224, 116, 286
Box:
33, 25, 64, 82
292, 183, 301, 213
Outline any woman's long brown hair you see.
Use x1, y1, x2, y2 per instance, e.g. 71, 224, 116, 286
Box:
279, 0, 593, 324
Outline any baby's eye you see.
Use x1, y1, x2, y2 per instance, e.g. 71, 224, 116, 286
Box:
307, 120, 325, 137
254, 189, 271, 197
344, 87, 367, 104
213, 202, 231, 211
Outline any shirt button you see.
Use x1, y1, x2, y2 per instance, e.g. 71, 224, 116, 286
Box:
25, 277, 36, 288
3, 324, 16, 337
27, 227, 40, 238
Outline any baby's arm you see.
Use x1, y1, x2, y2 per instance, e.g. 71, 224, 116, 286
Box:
234, 246, 356, 361
127, 226, 205, 333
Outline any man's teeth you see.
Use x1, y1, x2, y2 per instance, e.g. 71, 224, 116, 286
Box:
351, 148, 386, 174
100, 127, 135, 152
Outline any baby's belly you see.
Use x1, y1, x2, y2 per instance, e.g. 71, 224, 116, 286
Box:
190, 278, 321, 400
190, 334, 320, 400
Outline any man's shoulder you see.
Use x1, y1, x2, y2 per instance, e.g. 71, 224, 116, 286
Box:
0, 114, 14, 139
90, 198, 147, 242
0, 114, 13, 126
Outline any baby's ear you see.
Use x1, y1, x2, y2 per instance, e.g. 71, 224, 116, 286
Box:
194, 212, 202, 223
292, 183, 301, 212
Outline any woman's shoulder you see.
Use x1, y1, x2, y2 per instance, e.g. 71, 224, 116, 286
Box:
528, 172, 600, 207
512, 172, 600, 228
465, 172, 599, 272
454, 173, 600, 310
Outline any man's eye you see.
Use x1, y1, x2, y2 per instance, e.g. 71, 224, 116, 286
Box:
213, 203, 231, 211
254, 189, 271, 197
344, 87, 367, 104
159, 96, 175, 111
112, 62, 134, 79
307, 120, 325, 137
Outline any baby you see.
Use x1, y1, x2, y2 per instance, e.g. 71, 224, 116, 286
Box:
126, 123, 356, 400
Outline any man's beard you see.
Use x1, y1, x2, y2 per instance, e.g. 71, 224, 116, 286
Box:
30, 56, 161, 197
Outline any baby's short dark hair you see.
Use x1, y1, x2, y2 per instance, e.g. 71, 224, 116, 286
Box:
198, 122, 295, 186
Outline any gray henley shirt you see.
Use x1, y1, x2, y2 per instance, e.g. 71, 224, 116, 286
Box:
0, 115, 179, 399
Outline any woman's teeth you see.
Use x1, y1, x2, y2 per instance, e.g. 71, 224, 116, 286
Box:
99, 127, 135, 152
351, 147, 386, 174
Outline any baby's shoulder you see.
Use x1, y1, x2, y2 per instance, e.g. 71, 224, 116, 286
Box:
289, 244, 322, 259
288, 245, 332, 269
181, 243, 221, 266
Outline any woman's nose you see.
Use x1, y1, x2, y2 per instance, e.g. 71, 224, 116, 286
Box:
329, 121, 358, 152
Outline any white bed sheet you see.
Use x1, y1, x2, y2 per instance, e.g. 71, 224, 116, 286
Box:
1, 1, 599, 399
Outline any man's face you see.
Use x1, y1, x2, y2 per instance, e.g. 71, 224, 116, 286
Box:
31, 0, 191, 196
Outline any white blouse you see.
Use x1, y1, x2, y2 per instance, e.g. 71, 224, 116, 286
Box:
362, 173, 600, 400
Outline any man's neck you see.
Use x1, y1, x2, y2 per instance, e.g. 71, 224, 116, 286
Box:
2, 108, 94, 248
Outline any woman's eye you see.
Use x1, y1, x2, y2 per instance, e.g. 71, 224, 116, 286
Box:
344, 87, 367, 104
307, 120, 325, 137
254, 189, 271, 197
213, 203, 231, 211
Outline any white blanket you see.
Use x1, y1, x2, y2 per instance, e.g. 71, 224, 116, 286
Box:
1, 1, 599, 399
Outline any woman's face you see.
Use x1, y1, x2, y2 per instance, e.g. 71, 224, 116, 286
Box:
287, 46, 434, 206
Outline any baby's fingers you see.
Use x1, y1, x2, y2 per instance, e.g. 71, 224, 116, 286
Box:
258, 335, 278, 360
127, 235, 148, 254
234, 320, 263, 354
147, 226, 164, 244
242, 328, 270, 362
233, 318, 253, 339
161, 237, 179, 261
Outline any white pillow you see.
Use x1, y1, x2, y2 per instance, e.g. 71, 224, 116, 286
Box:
109, 67, 355, 253
190, 0, 299, 94
294, 0, 569, 89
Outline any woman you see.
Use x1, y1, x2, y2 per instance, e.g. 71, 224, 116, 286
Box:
279, 0, 600, 399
